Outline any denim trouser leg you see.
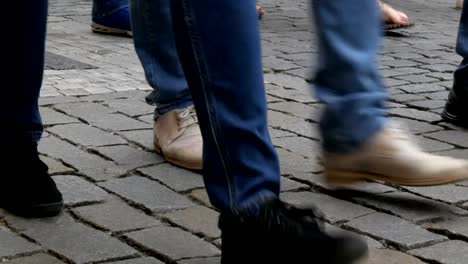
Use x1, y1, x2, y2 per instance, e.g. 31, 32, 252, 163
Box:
130, 0, 193, 115
312, 0, 387, 153
454, 0, 468, 91
169, 0, 280, 211
1, 1, 47, 143
92, 0, 128, 19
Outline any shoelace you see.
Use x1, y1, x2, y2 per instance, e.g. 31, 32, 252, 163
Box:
177, 106, 198, 129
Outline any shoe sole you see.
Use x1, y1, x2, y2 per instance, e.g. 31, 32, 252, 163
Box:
154, 143, 203, 171
91, 22, 132, 37
326, 169, 468, 187
441, 109, 468, 129
3, 201, 64, 218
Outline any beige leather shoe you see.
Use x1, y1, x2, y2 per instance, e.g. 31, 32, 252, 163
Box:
324, 127, 468, 187
154, 106, 202, 170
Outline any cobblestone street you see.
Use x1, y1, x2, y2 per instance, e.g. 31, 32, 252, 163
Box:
2, 0, 468, 263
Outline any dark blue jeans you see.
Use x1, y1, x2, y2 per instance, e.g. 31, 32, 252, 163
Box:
92, 0, 128, 19
455, 0, 468, 91
2, 1, 47, 143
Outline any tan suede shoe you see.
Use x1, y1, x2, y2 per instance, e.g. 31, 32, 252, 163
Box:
154, 106, 202, 170
324, 127, 468, 187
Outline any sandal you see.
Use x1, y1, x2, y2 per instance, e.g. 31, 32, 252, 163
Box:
380, 1, 413, 30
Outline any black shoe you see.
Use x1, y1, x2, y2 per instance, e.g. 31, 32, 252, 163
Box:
0, 143, 63, 218
219, 198, 368, 264
442, 89, 468, 128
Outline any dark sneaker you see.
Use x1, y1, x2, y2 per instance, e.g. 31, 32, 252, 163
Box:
442, 89, 468, 128
219, 198, 368, 264
91, 7, 132, 37
0, 143, 63, 218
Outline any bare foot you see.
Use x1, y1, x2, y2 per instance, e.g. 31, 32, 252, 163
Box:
380, 1, 409, 26
257, 5, 265, 18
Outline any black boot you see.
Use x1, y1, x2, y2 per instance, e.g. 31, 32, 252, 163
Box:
442, 86, 468, 128
219, 198, 368, 264
0, 143, 63, 217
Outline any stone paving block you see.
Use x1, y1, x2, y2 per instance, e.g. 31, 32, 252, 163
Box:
123, 226, 220, 261
178, 257, 221, 264
352, 191, 468, 223
39, 96, 81, 106
268, 101, 320, 120
391, 93, 426, 103
138, 164, 204, 192
40, 155, 75, 174
344, 213, 447, 250
423, 217, 468, 241
291, 172, 395, 194
94, 145, 163, 170
415, 136, 454, 152
2, 253, 65, 264
40, 107, 79, 126
138, 114, 154, 124
435, 149, 468, 159
406, 99, 447, 110
0, 228, 40, 258
92, 113, 152, 131
162, 206, 220, 239
109, 257, 164, 264
281, 192, 375, 223
274, 136, 321, 159
264, 73, 309, 91
72, 198, 160, 232
39, 136, 126, 181
269, 127, 295, 138
54, 175, 109, 206
100, 176, 195, 213
392, 117, 442, 134
276, 147, 321, 175
325, 224, 383, 249
105, 99, 153, 117
421, 91, 449, 100
398, 83, 446, 94
4, 214, 137, 264
394, 74, 439, 84
53, 102, 114, 121
409, 240, 468, 264
403, 184, 468, 204
281, 177, 308, 191
190, 189, 212, 208
358, 249, 425, 264
389, 108, 441, 122
48, 123, 127, 147
425, 130, 468, 148
119, 129, 154, 150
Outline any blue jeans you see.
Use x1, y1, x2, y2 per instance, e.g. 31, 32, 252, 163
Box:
164, 0, 387, 211
92, 0, 128, 20
130, 0, 193, 115
455, 0, 468, 91
2, 0, 47, 143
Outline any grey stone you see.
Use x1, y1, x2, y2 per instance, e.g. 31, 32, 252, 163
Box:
325, 224, 383, 249
344, 213, 447, 250
392, 117, 442, 135
138, 114, 154, 124
109, 257, 163, 264
138, 164, 204, 192
105, 99, 153, 117
425, 130, 468, 148
94, 145, 163, 170
40, 107, 79, 126
54, 175, 109, 206
409, 240, 468, 264
118, 129, 154, 150
4, 214, 137, 264
389, 108, 441, 122
435, 149, 468, 159
162, 206, 220, 239
415, 136, 454, 152
0, 228, 40, 258
40, 155, 75, 174
53, 102, 114, 121
39, 136, 126, 181
99, 176, 195, 213
269, 127, 295, 138
2, 253, 65, 264
403, 184, 468, 204
190, 189, 212, 208
357, 249, 425, 264
47, 123, 126, 147
276, 148, 321, 175
398, 83, 446, 94
352, 191, 468, 223
123, 226, 220, 260
394, 74, 439, 84
92, 113, 152, 131
281, 192, 375, 223
407, 100, 447, 110
281, 177, 308, 191
178, 257, 221, 264
391, 94, 426, 103
72, 198, 160, 232
268, 101, 320, 120
423, 217, 468, 241
274, 136, 321, 159
269, 110, 319, 139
